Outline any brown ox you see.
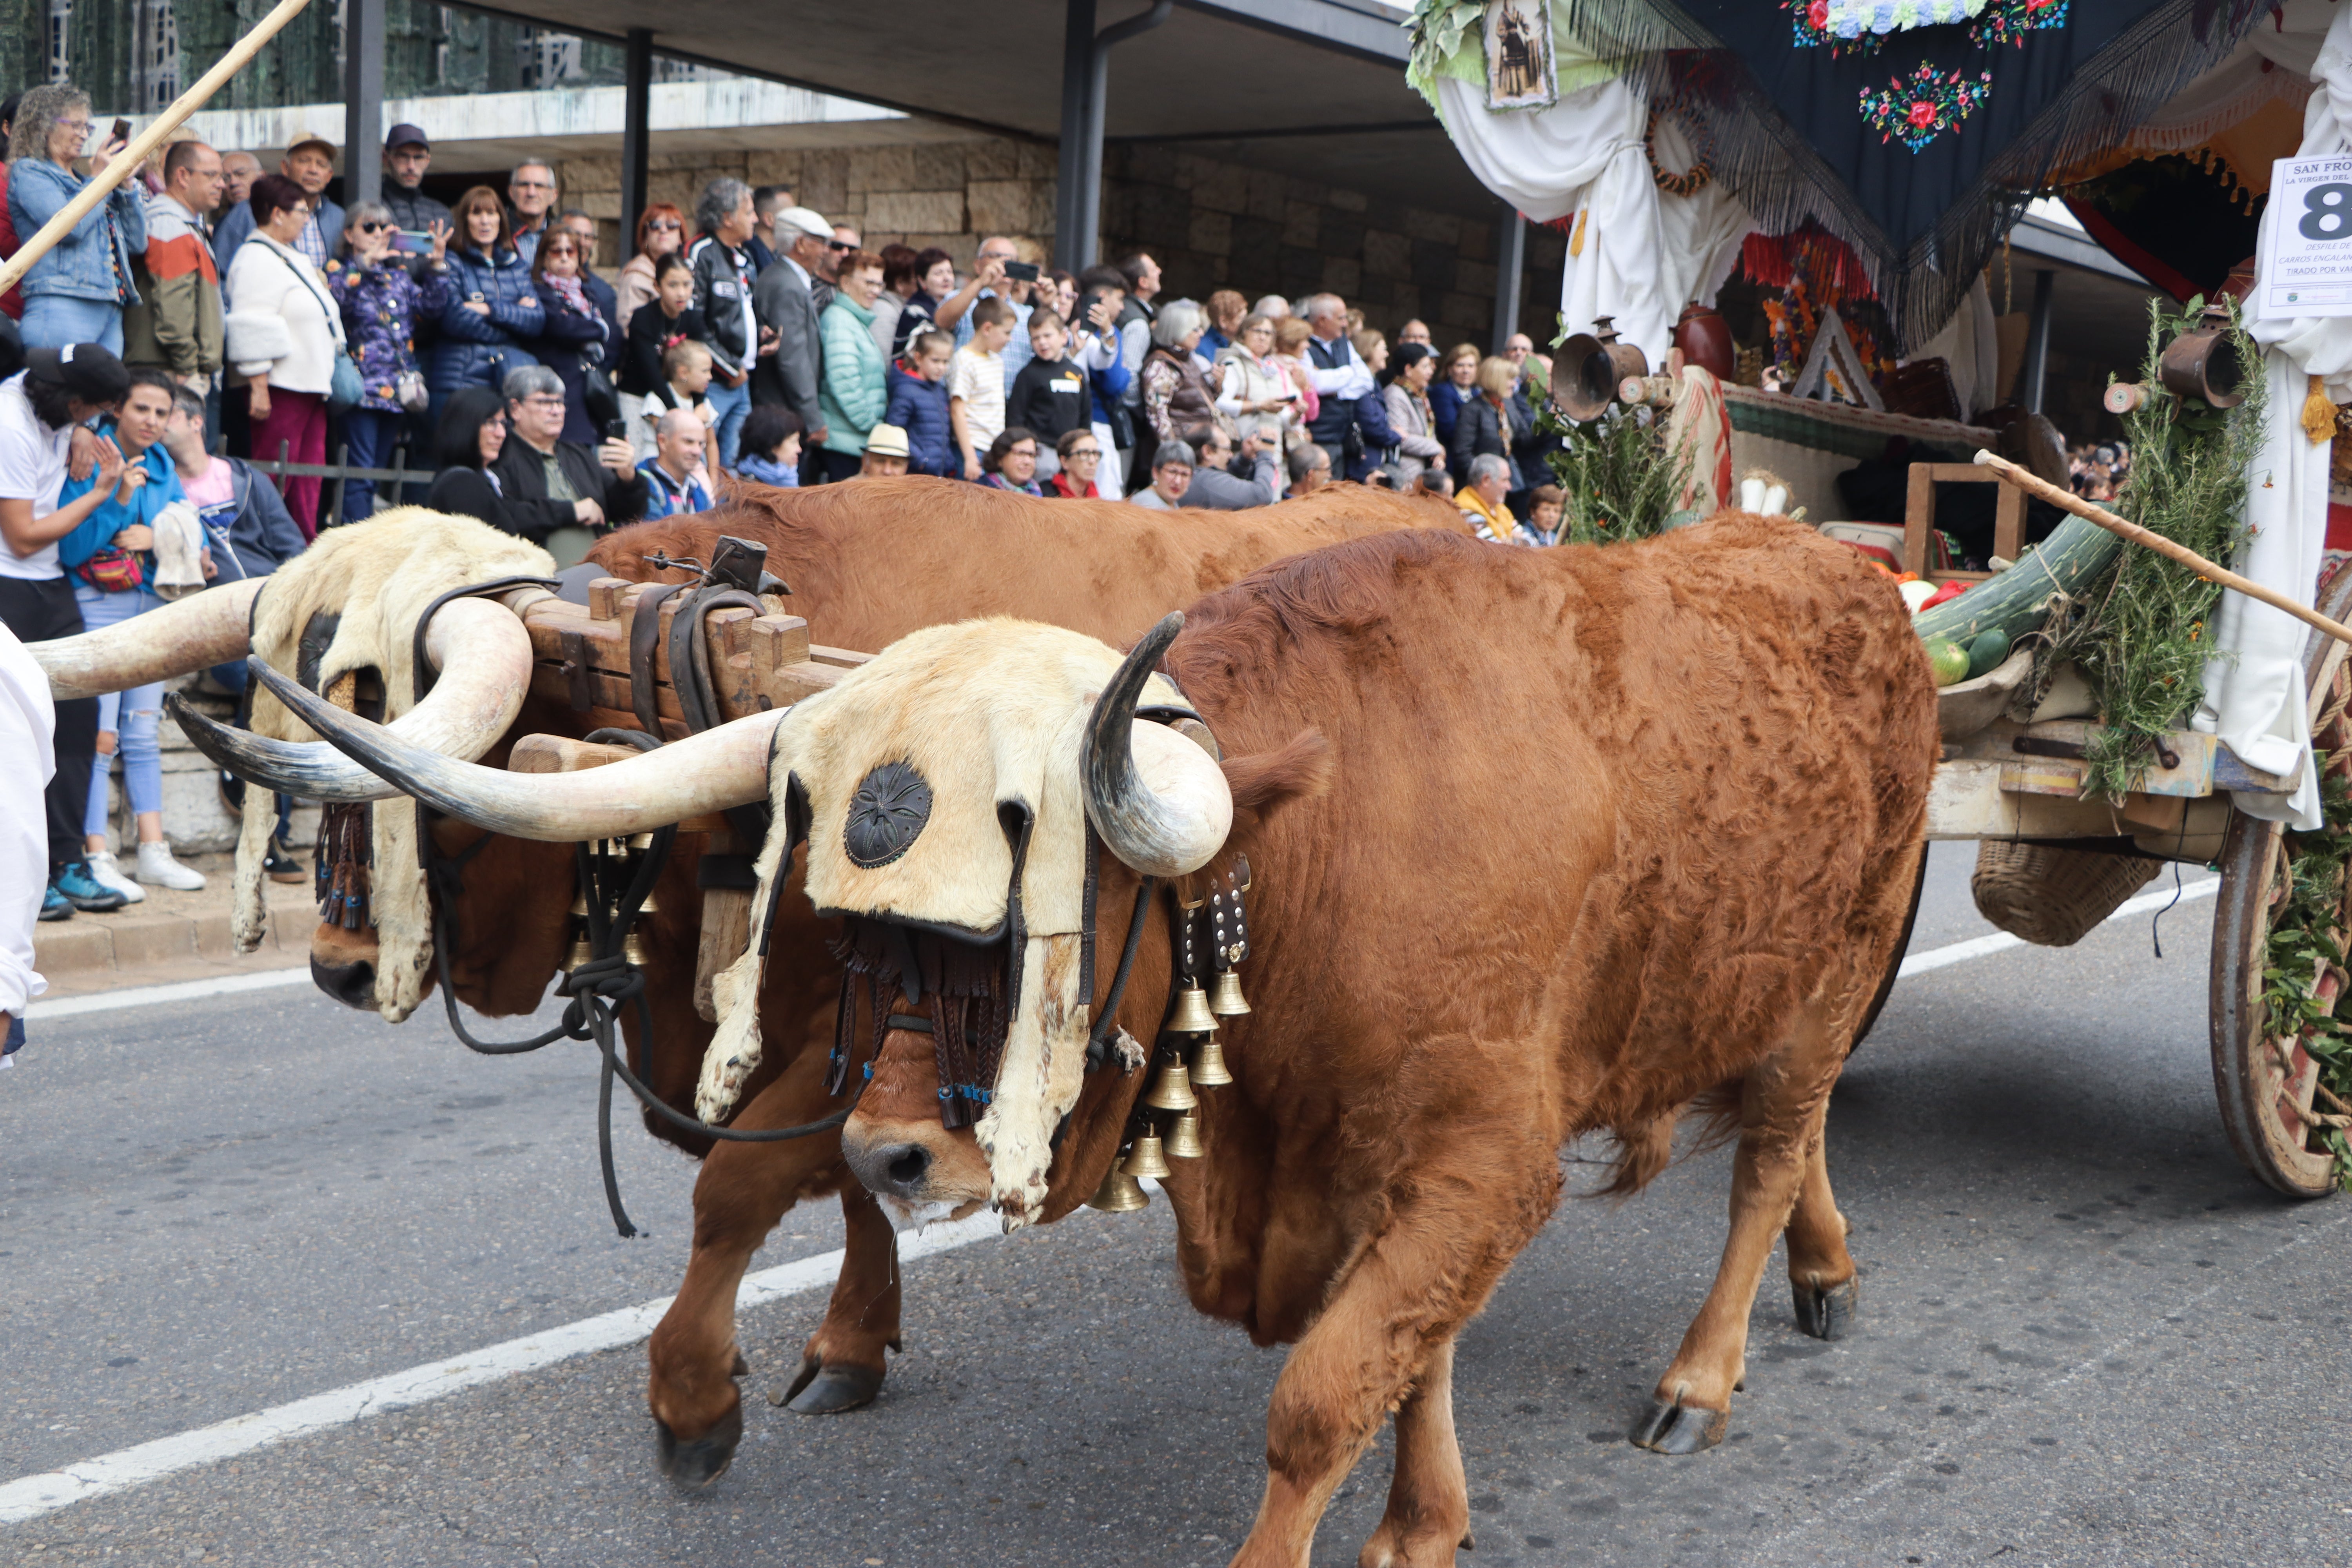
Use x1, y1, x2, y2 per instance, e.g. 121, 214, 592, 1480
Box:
820, 517, 1938, 1563
283, 479, 1468, 1464
286, 513, 1936, 1561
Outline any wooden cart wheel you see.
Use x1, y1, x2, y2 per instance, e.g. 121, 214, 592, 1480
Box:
2208, 568, 2352, 1199
1850, 849, 1928, 1054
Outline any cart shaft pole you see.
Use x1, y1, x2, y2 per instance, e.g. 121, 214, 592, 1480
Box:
1972, 448, 2352, 651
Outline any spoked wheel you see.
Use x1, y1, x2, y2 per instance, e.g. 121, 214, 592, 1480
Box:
2208, 570, 2352, 1199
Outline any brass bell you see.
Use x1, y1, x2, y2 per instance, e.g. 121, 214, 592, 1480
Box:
563, 936, 593, 972
1122, 1129, 1172, 1180
1207, 967, 1250, 1018
1190, 1034, 1234, 1089
568, 890, 590, 918
1167, 984, 1217, 1035
1163, 1110, 1205, 1160
1142, 1056, 1198, 1112
1086, 1162, 1149, 1213
636, 889, 658, 916
628, 831, 659, 851
622, 929, 652, 966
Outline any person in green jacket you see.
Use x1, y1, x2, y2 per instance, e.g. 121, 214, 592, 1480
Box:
817, 249, 886, 484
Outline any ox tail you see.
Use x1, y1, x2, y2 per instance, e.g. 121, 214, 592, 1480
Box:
1596, 1080, 1744, 1198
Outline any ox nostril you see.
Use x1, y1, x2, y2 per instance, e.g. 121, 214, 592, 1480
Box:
885, 1145, 931, 1191
310, 956, 376, 1011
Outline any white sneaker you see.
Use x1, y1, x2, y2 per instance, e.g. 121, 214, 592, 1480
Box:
135, 840, 207, 891
83, 849, 145, 904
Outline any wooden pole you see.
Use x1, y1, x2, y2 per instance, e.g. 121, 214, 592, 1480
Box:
0, 0, 315, 301
1973, 448, 2352, 650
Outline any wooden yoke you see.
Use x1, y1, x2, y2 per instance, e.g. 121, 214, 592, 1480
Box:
522, 577, 869, 738
515, 579, 872, 1019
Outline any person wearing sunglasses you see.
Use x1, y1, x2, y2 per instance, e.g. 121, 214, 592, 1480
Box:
326, 202, 450, 520
520, 222, 621, 448
616, 201, 688, 332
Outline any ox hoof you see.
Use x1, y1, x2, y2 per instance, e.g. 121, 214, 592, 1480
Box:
773, 1356, 885, 1416
655, 1401, 743, 1490
1793, 1276, 1860, 1341
1629, 1397, 1728, 1455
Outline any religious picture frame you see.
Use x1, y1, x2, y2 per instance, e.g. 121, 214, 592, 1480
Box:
1484, 0, 1557, 111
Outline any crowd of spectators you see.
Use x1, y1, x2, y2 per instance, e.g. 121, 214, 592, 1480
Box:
0, 83, 1572, 936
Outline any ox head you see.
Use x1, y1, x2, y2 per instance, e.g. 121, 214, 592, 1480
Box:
262, 613, 1234, 1229
30, 510, 558, 1022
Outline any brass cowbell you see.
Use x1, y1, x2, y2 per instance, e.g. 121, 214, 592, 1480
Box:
1167, 982, 1217, 1035
1087, 1161, 1149, 1213
1143, 1056, 1198, 1112
1163, 1109, 1205, 1159
1208, 967, 1250, 1017
1122, 1129, 1172, 1180
1190, 1034, 1234, 1088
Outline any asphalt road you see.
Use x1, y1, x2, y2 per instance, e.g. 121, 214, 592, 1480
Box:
4, 842, 2350, 1567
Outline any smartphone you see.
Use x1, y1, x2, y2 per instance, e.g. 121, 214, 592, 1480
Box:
388, 229, 435, 256
603, 419, 630, 443
110, 118, 131, 145
1003, 260, 1040, 282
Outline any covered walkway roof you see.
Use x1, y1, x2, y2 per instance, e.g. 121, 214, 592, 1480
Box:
454, 0, 1492, 220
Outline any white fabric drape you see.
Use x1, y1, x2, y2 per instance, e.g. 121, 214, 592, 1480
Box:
2192, 3, 2352, 832
1433, 73, 1751, 367
1906, 274, 2002, 419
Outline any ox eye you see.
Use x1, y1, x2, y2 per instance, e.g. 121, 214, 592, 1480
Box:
844, 760, 933, 868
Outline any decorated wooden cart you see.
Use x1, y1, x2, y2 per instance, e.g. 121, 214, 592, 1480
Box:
1416, 0, 2352, 1196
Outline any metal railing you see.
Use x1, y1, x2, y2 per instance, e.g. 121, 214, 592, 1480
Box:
245, 439, 421, 529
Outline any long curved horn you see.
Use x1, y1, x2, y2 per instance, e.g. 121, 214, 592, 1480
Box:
249, 655, 781, 840
1082, 613, 1232, 877
166, 597, 536, 802
30, 577, 265, 699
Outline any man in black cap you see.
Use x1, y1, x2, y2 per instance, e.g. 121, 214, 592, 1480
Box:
0, 343, 132, 919
381, 123, 450, 237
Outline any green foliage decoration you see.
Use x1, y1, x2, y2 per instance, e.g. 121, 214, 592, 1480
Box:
2043, 297, 2264, 800
2259, 765, 2352, 1191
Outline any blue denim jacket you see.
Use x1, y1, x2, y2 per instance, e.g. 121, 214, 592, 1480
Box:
7, 157, 147, 305
56, 428, 183, 570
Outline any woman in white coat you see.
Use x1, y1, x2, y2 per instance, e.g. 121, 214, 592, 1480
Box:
224, 172, 346, 540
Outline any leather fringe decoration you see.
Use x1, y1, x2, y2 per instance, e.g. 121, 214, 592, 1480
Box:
316, 800, 374, 932
829, 919, 1011, 1128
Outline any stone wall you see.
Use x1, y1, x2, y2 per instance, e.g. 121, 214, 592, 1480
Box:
555, 135, 1563, 342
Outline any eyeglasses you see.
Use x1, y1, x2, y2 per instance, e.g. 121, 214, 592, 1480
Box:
520, 396, 566, 410
356, 221, 389, 233
543, 245, 577, 257
648, 218, 681, 232
827, 238, 857, 251
512, 178, 555, 191
1066, 446, 1101, 460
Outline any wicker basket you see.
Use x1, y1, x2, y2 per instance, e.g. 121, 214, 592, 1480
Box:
1971, 840, 2161, 947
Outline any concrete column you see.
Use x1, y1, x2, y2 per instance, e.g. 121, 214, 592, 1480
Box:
620, 28, 654, 250
1072, 0, 1171, 274
1490, 208, 1526, 355
2022, 269, 2055, 415
342, 0, 385, 208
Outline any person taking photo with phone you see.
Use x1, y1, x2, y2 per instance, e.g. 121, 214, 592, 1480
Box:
327, 203, 451, 520
8, 86, 146, 354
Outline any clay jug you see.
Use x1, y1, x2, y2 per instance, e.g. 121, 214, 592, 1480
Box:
1673, 303, 1735, 380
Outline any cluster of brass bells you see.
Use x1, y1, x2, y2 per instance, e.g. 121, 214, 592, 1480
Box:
1089, 938, 1249, 1214
563, 886, 659, 971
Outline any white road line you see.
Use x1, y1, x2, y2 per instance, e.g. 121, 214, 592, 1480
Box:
1896, 875, 2216, 978
0, 1208, 1004, 1527
29, 966, 313, 1020
0, 875, 2226, 1526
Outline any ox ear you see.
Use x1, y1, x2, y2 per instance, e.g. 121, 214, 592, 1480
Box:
1214, 727, 1332, 854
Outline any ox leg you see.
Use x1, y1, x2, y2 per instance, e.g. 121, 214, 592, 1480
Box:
1238, 1162, 1544, 1568
1358, 1338, 1473, 1568
1632, 1000, 1847, 1456
646, 1051, 877, 1489
1784, 1134, 1858, 1341
776, 1184, 902, 1414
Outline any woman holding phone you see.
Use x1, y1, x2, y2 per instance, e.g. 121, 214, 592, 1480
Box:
7, 85, 145, 353
327, 203, 451, 521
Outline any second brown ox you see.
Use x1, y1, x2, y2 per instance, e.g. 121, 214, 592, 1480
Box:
282, 513, 1938, 1565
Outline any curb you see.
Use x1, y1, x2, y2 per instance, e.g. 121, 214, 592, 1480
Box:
34, 887, 319, 978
